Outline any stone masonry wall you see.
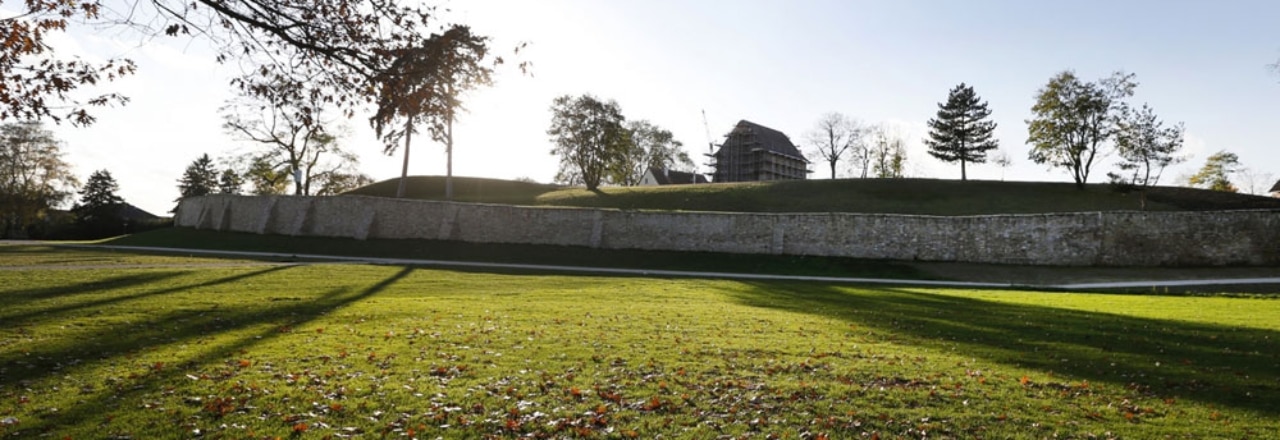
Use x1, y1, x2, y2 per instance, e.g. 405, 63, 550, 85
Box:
174, 195, 1280, 267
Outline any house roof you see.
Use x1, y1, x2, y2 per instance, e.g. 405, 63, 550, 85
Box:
119, 203, 161, 221
647, 167, 709, 185
50, 202, 161, 221
719, 120, 806, 161
1271, 179, 1280, 193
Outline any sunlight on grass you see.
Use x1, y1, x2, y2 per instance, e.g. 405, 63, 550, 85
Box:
0, 245, 264, 267
2, 250, 1278, 438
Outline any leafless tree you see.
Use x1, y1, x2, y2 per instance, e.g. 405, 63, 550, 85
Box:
992, 149, 1013, 181
1237, 167, 1275, 196
222, 86, 361, 196
805, 112, 864, 179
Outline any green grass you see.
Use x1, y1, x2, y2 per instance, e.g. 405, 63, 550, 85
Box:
2, 247, 1279, 438
345, 176, 1280, 215
0, 244, 260, 267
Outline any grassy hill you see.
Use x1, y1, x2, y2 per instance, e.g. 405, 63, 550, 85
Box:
344, 176, 1280, 215
343, 176, 564, 205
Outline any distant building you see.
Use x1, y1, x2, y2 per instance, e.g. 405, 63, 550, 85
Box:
119, 202, 161, 222
708, 120, 808, 182
639, 167, 709, 186
1270, 179, 1280, 198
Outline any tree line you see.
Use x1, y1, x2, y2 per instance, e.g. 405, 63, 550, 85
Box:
546, 70, 1270, 195
2, 0, 512, 205
0, 118, 378, 239
802, 72, 1264, 195
2, 0, 1274, 219
546, 95, 692, 191
0, 122, 157, 238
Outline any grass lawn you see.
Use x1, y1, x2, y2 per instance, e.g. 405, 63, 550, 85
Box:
2, 247, 1278, 438
0, 243, 262, 267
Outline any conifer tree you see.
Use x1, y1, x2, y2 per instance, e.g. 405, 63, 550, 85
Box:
218, 169, 244, 195
1188, 150, 1241, 193
73, 170, 125, 237
178, 154, 219, 199
924, 83, 999, 180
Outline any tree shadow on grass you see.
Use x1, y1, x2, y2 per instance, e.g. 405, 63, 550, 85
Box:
0, 265, 298, 326
721, 281, 1280, 416
3, 271, 190, 303
4, 266, 417, 437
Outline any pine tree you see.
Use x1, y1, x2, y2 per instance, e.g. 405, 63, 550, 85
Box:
1188, 150, 1240, 192
924, 83, 999, 180
178, 154, 219, 198
72, 169, 124, 236
218, 168, 244, 195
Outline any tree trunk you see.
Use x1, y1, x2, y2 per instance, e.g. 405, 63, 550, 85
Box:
290, 157, 304, 196
829, 160, 836, 179
445, 105, 454, 201
960, 160, 967, 181
396, 120, 413, 199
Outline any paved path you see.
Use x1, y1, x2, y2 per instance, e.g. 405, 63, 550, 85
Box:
46, 244, 1280, 291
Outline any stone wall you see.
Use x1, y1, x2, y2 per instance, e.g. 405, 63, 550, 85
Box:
175, 195, 1280, 267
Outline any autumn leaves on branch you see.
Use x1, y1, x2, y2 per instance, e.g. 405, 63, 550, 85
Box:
0, 0, 516, 138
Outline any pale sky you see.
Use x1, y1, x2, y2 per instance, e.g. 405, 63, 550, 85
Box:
30, 0, 1280, 215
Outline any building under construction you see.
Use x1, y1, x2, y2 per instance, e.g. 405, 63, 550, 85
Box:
708, 120, 809, 182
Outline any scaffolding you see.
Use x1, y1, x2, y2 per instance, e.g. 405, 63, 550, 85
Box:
706, 121, 808, 183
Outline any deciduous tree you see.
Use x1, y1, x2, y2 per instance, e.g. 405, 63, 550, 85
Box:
868, 126, 907, 178
992, 149, 1013, 181
314, 172, 374, 196
547, 94, 629, 191
4, 0, 474, 128
1188, 150, 1241, 192
804, 112, 863, 179
925, 83, 999, 181
243, 155, 289, 195
370, 26, 496, 199
222, 87, 362, 196
611, 120, 693, 186
1027, 71, 1136, 189
1237, 167, 1275, 196
0, 122, 77, 237
1112, 103, 1184, 187
0, 1, 135, 125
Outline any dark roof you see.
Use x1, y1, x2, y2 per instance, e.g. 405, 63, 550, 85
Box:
1271, 180, 1280, 193
719, 120, 806, 160
648, 167, 709, 185
119, 203, 161, 221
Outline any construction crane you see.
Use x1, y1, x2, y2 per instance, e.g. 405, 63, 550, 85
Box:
702, 109, 715, 183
